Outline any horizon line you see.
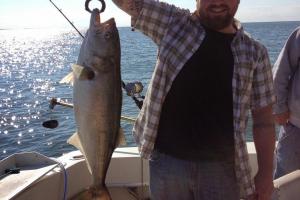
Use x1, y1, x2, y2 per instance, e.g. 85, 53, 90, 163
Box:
1, 20, 300, 30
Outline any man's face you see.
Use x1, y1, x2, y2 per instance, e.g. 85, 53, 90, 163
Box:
196, 0, 239, 31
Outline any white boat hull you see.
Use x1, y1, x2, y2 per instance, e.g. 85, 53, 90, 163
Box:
1, 143, 300, 200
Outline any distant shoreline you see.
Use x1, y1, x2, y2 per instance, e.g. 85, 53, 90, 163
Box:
0, 20, 299, 31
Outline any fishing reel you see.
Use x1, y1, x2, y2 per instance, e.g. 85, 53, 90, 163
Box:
124, 81, 143, 97
122, 81, 145, 110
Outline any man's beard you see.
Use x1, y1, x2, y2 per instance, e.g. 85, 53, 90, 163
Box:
198, 8, 235, 31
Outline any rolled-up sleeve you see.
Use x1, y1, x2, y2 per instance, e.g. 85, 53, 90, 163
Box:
250, 46, 275, 110
132, 0, 187, 45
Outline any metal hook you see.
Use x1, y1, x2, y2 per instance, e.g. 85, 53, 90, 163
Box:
85, 0, 106, 13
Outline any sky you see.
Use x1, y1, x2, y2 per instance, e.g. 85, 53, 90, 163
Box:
0, 0, 300, 29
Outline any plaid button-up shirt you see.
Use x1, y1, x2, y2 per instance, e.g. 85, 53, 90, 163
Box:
131, 0, 275, 197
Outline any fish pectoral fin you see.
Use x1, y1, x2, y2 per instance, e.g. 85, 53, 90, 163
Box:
117, 128, 127, 147
67, 132, 85, 154
72, 64, 95, 80
60, 72, 74, 85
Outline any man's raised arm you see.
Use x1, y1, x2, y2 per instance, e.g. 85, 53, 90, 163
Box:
112, 0, 175, 45
112, 0, 143, 18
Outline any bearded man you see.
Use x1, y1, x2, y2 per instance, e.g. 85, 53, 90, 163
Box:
112, 0, 276, 199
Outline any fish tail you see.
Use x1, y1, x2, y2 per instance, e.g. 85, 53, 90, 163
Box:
71, 186, 112, 200
93, 186, 112, 200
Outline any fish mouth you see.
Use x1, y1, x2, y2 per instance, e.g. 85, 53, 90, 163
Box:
91, 9, 115, 26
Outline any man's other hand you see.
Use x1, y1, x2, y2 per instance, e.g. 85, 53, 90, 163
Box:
273, 111, 289, 125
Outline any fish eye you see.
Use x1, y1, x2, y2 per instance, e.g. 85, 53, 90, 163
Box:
87, 70, 95, 80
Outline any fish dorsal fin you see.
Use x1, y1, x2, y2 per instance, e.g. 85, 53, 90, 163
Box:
117, 128, 127, 147
60, 72, 74, 85
72, 64, 95, 80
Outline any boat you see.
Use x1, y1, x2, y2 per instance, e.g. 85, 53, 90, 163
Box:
1, 142, 300, 200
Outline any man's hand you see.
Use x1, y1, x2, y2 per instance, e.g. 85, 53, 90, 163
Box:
273, 111, 289, 125
254, 171, 274, 200
112, 0, 143, 18
246, 172, 274, 200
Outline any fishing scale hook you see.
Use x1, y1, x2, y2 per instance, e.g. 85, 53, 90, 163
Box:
85, 0, 106, 13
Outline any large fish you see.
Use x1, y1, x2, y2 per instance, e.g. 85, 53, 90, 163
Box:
66, 9, 124, 200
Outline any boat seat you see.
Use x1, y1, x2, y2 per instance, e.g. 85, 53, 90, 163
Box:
273, 170, 300, 200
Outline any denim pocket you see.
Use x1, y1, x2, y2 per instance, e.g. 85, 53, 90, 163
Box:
279, 122, 294, 143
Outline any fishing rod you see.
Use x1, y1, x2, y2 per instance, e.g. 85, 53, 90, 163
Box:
49, 0, 84, 38
49, 0, 106, 38
43, 81, 144, 129
42, 98, 136, 129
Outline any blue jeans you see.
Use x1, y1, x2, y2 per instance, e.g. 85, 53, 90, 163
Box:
149, 150, 239, 200
274, 122, 300, 179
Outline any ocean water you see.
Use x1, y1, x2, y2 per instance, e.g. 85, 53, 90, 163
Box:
0, 21, 300, 160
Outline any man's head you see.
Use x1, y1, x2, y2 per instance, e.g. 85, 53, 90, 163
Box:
196, 0, 240, 33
